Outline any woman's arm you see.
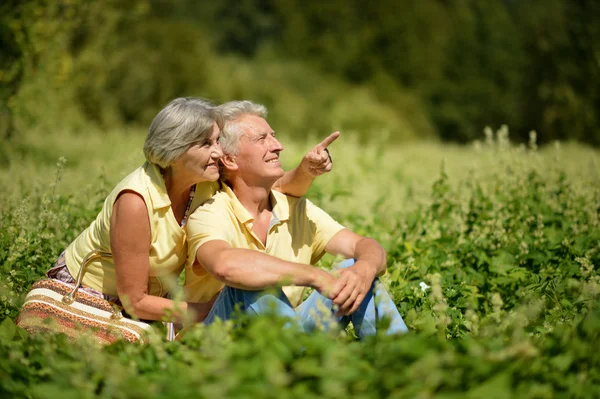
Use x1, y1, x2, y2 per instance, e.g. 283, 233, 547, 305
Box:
111, 191, 210, 323
273, 132, 339, 197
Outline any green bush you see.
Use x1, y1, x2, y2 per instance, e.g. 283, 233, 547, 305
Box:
0, 127, 598, 397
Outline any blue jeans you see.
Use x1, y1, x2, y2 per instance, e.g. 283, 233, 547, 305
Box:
202, 259, 408, 337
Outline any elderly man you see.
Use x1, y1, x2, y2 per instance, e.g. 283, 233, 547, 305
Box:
185, 101, 407, 336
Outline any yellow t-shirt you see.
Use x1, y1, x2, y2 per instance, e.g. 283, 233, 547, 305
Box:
65, 161, 218, 297
185, 183, 345, 307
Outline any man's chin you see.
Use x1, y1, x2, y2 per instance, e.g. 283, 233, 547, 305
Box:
262, 169, 285, 185
266, 165, 284, 176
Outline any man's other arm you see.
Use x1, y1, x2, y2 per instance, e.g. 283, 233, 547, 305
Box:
324, 229, 388, 316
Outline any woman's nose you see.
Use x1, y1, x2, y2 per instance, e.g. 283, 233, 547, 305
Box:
212, 142, 223, 158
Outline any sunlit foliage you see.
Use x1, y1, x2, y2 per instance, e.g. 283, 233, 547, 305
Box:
1, 126, 599, 397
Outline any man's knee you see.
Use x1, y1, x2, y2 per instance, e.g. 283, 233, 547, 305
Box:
208, 286, 296, 321
239, 288, 296, 319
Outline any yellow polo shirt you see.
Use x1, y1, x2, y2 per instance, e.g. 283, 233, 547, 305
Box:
65, 161, 218, 297
185, 183, 345, 307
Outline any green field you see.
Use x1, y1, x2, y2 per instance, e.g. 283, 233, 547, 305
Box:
1, 127, 599, 398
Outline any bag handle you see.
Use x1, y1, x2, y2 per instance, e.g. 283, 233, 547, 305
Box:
60, 250, 178, 339
61, 250, 123, 320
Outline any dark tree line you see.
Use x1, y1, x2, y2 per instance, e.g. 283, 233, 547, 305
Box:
187, 0, 599, 145
1, 0, 599, 145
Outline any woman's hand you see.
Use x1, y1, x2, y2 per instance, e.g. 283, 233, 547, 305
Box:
188, 292, 219, 323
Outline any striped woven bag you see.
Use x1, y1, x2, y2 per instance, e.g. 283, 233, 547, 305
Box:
16, 251, 153, 345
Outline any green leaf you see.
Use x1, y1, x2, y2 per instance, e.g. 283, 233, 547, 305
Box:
0, 317, 17, 341
467, 372, 512, 399
412, 312, 437, 336
16, 324, 29, 340
551, 353, 573, 372
490, 251, 516, 276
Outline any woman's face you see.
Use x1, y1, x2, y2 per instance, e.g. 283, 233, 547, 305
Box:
173, 122, 223, 183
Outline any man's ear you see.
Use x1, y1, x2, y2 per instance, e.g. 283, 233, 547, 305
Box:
220, 153, 238, 171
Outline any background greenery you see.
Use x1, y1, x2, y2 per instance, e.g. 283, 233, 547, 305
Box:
1, 0, 599, 152
1, 127, 599, 397
1, 1, 600, 397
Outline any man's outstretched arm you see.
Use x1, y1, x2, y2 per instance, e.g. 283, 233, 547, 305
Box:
324, 229, 388, 316
273, 132, 339, 197
195, 240, 337, 298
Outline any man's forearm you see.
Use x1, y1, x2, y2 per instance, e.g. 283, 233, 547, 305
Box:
209, 247, 326, 290
273, 167, 315, 198
353, 237, 387, 277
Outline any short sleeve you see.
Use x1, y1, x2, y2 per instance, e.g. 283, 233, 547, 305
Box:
189, 181, 220, 214
186, 199, 232, 266
305, 199, 345, 263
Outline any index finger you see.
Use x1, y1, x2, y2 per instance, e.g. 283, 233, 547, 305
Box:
315, 131, 340, 152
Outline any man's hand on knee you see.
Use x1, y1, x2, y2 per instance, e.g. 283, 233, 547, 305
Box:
331, 263, 374, 316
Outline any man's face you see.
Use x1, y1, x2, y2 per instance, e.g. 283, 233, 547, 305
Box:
234, 114, 284, 185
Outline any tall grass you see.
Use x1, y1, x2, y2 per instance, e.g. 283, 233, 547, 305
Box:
1, 126, 599, 397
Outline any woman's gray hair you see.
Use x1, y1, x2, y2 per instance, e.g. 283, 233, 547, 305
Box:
144, 97, 219, 168
217, 100, 267, 155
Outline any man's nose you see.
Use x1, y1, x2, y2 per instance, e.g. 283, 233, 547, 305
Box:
269, 136, 284, 152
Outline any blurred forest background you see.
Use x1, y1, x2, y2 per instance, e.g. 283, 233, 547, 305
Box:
1, 0, 599, 160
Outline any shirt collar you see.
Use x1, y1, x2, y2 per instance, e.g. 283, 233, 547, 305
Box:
270, 190, 290, 222
144, 161, 172, 210
220, 182, 290, 225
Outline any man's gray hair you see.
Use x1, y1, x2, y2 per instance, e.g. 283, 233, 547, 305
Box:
217, 100, 267, 155
144, 97, 219, 168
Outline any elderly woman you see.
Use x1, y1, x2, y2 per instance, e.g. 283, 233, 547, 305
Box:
20, 97, 335, 333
